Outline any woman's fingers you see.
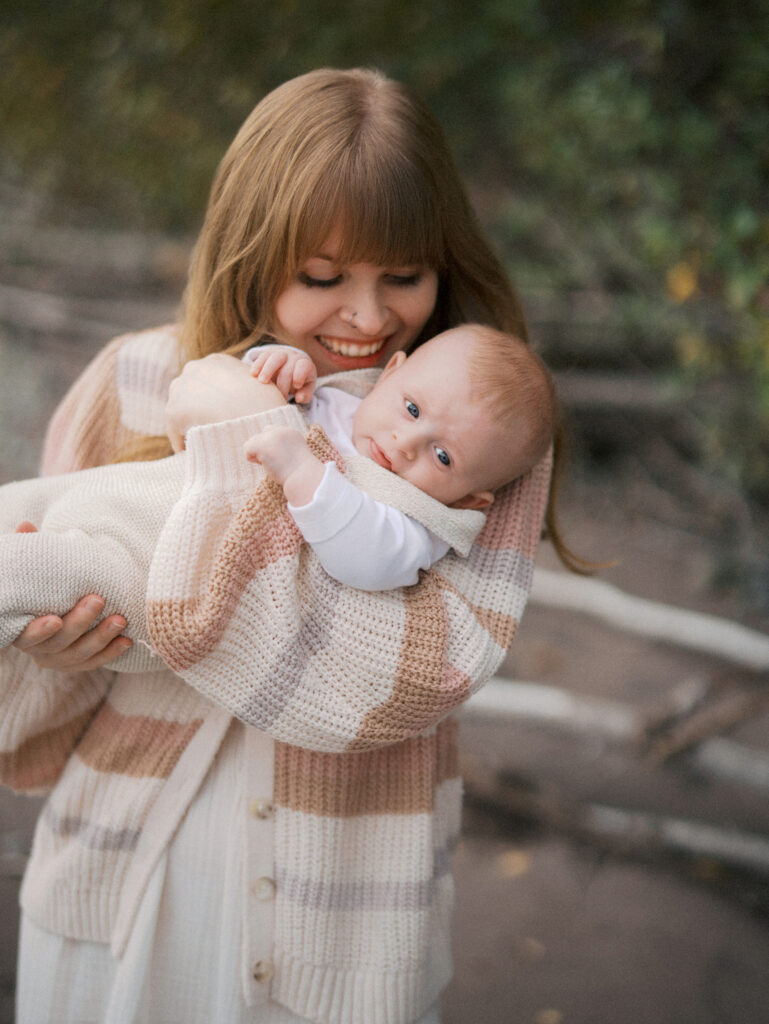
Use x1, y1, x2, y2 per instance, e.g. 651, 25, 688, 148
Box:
12, 595, 131, 671
14, 595, 103, 653
29, 631, 132, 673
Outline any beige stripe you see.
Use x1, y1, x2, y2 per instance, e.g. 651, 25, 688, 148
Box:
49, 336, 127, 473
147, 480, 301, 671
147, 428, 340, 672
274, 719, 458, 817
475, 449, 552, 556
436, 574, 517, 649
76, 702, 202, 778
348, 574, 462, 751
0, 707, 96, 791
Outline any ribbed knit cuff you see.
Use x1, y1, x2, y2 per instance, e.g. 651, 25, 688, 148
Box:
272, 947, 451, 1024
184, 406, 307, 492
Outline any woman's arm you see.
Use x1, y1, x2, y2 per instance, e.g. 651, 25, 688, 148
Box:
0, 646, 113, 793
2, 328, 179, 790
13, 329, 181, 668
1, 458, 185, 672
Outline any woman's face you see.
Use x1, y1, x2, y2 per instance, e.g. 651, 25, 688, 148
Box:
273, 227, 439, 377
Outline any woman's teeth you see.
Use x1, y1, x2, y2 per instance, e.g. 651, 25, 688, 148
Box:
317, 336, 386, 357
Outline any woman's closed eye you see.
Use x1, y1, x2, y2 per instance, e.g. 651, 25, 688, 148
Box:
298, 270, 423, 289
387, 272, 423, 287
298, 272, 342, 289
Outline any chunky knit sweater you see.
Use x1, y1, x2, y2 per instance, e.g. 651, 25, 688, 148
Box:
0, 327, 551, 1024
0, 404, 483, 663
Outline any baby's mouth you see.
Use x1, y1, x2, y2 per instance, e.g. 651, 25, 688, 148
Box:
369, 439, 393, 472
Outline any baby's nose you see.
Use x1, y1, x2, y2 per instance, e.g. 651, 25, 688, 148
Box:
392, 430, 416, 460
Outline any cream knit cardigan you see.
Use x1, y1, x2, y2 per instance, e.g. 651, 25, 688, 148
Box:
0, 327, 551, 1024
0, 402, 485, 661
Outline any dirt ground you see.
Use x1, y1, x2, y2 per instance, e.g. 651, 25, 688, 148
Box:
1, 191, 768, 1022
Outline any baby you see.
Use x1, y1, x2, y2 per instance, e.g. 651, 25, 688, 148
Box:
242, 324, 555, 589
0, 325, 555, 666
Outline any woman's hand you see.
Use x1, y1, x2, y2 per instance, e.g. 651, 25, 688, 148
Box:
165, 353, 286, 452
12, 522, 131, 672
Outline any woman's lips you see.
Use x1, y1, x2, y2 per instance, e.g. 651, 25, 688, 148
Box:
369, 439, 393, 471
317, 335, 386, 357
314, 335, 389, 369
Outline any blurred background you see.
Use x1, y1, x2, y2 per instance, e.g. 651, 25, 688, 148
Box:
1, 2, 768, 1021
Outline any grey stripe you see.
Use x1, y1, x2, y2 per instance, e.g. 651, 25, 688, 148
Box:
43, 804, 140, 853
464, 545, 534, 587
275, 835, 458, 912
235, 583, 345, 731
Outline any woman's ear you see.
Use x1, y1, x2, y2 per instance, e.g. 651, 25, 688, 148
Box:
449, 490, 495, 511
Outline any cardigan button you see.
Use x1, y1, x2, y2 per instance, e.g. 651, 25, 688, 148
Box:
248, 797, 273, 819
253, 959, 274, 983
251, 876, 276, 900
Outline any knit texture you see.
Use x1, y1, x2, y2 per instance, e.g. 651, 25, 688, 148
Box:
0, 327, 551, 1024
0, 410, 482, 664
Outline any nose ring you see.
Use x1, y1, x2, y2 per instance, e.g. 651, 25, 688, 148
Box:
347, 311, 358, 327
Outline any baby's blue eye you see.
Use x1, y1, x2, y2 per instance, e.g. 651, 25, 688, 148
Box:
436, 447, 451, 467
405, 399, 419, 418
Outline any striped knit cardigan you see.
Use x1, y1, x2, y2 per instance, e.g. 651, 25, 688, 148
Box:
0, 327, 551, 1024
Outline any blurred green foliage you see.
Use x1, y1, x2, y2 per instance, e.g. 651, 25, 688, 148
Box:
1, 0, 767, 499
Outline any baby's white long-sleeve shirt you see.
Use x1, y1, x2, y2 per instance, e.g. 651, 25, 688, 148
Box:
242, 347, 450, 589
289, 461, 448, 590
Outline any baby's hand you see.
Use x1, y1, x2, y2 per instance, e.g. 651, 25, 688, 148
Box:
249, 347, 317, 404
244, 426, 325, 506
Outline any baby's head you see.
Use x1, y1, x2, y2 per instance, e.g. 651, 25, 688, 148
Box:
351, 324, 556, 510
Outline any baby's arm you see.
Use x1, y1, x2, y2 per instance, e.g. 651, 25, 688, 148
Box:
245, 426, 449, 590
244, 425, 326, 506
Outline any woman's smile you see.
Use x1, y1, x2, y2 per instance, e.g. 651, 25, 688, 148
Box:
316, 335, 389, 360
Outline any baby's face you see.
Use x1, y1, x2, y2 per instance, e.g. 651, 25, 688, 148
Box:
351, 328, 508, 509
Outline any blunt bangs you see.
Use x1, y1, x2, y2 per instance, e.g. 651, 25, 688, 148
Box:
288, 147, 448, 273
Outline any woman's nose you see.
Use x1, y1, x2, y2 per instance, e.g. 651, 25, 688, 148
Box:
349, 288, 389, 335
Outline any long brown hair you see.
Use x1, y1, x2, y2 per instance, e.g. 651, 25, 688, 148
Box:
131, 67, 586, 570
180, 67, 527, 363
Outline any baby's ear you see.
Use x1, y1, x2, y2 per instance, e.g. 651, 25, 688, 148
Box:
379, 350, 407, 379
449, 490, 494, 511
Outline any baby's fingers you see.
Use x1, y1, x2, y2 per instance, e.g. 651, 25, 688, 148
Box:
243, 434, 265, 462
252, 350, 290, 389
292, 360, 317, 404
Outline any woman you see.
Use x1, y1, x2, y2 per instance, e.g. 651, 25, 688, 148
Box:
5, 68, 553, 1024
